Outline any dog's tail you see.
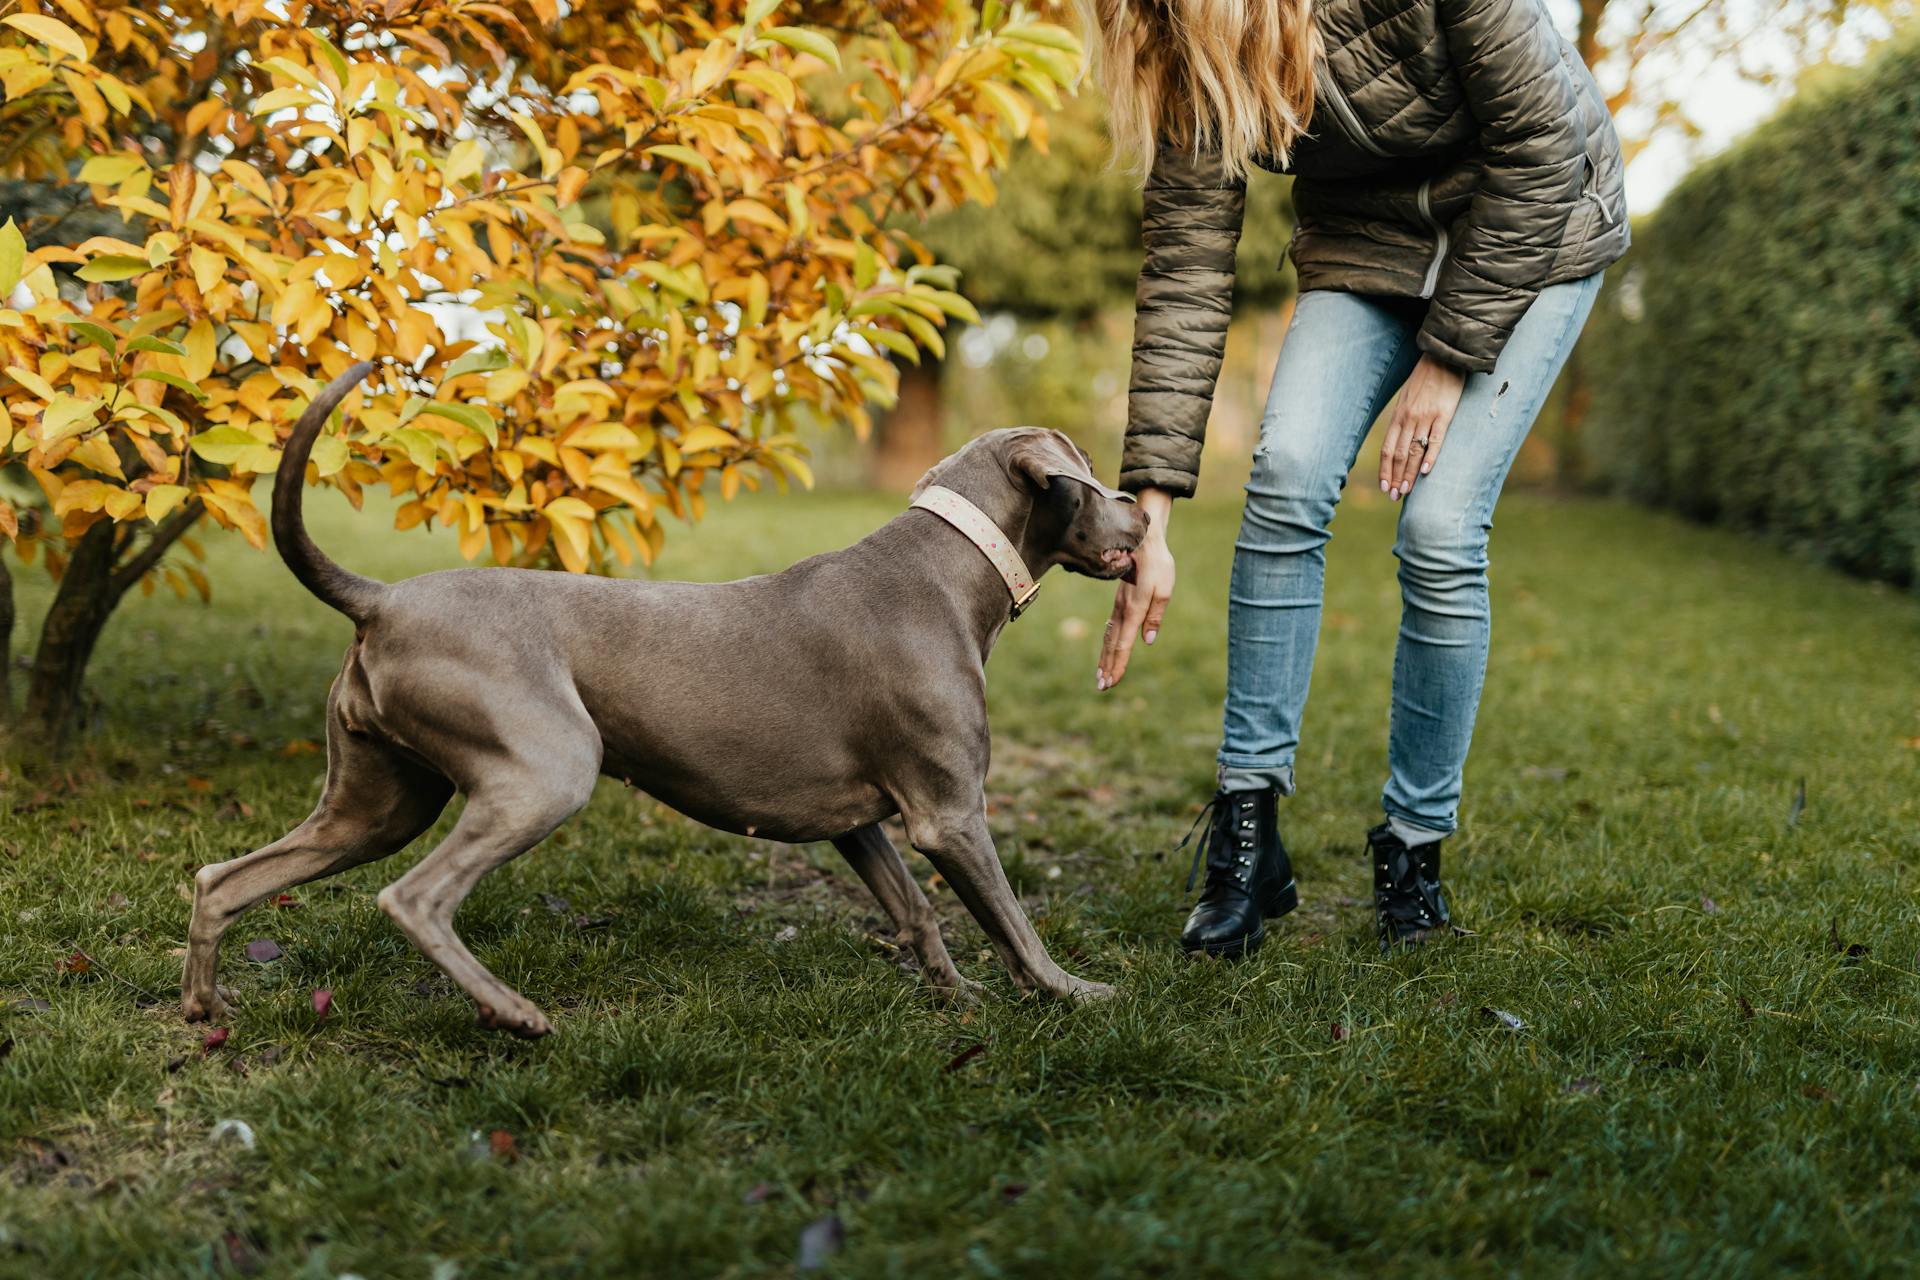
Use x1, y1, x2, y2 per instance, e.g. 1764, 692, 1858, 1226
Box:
273, 360, 386, 625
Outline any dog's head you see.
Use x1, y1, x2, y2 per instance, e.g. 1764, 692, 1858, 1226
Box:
915, 428, 1149, 581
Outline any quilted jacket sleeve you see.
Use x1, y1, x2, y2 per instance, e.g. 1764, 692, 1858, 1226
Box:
1419, 0, 1587, 372
1120, 146, 1247, 497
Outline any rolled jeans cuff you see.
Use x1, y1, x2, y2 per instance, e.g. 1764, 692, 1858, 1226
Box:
1216, 759, 1295, 796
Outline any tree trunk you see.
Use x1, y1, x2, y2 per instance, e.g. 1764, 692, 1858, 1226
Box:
22, 503, 203, 749
871, 355, 946, 493
1576, 0, 1604, 67
23, 520, 118, 748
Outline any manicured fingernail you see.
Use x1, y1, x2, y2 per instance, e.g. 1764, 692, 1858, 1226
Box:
1421, 463, 1431, 473
1379, 479, 1388, 492
1144, 629, 1157, 645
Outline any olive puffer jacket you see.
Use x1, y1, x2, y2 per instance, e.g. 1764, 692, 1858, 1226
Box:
1121, 0, 1630, 497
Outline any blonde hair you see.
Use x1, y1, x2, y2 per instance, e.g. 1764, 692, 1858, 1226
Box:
1082, 0, 1320, 179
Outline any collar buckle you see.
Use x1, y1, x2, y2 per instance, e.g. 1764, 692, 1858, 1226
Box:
1009, 582, 1041, 620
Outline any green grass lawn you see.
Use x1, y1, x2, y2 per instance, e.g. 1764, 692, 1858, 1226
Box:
3, 478, 1918, 1278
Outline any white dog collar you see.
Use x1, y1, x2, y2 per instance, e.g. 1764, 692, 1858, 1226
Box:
910, 485, 1040, 619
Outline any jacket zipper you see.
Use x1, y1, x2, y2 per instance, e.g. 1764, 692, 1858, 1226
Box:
1315, 60, 1390, 158
1415, 177, 1448, 298
1318, 60, 1446, 293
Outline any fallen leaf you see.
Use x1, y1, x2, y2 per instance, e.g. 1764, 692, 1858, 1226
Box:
203, 1026, 230, 1052
1736, 994, 1756, 1020
1481, 1007, 1526, 1032
1801, 1083, 1834, 1101
743, 1181, 777, 1205
1700, 895, 1720, 915
488, 1130, 518, 1162
1565, 1077, 1602, 1095
104, 892, 129, 910
796, 1215, 844, 1273
56, 950, 92, 976
1000, 1181, 1028, 1204
945, 1042, 989, 1073
773, 925, 799, 943
243, 939, 283, 963
1329, 1022, 1348, 1042
539, 893, 572, 916
268, 894, 301, 909
186, 777, 213, 793
311, 989, 333, 1022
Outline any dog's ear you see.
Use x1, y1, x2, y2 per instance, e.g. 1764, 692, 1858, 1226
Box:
1007, 431, 1081, 491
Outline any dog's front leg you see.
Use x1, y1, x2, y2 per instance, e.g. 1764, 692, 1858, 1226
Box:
903, 808, 1115, 1002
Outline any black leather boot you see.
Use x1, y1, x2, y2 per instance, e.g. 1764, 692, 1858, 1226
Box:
1179, 788, 1298, 957
1368, 821, 1450, 951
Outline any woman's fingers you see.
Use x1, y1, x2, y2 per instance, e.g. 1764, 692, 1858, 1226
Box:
1098, 585, 1135, 689
1379, 407, 1407, 496
1143, 588, 1169, 646
1419, 412, 1450, 476
1397, 413, 1433, 495
1382, 407, 1422, 500
1100, 585, 1149, 689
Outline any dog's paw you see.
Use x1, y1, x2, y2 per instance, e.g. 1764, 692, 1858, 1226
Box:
1063, 978, 1119, 1004
932, 975, 989, 1006
182, 985, 237, 1023
477, 1001, 553, 1039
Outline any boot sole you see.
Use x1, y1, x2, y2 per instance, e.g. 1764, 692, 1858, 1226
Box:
1182, 880, 1299, 959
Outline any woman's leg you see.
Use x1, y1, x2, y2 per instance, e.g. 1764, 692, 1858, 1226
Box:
1383, 273, 1605, 841
1218, 291, 1425, 793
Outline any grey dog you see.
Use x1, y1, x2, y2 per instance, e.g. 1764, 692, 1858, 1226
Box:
181, 361, 1150, 1036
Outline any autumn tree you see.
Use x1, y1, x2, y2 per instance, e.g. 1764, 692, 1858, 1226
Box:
0, 0, 1084, 744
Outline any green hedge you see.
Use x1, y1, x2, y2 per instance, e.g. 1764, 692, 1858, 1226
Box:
1578, 34, 1920, 588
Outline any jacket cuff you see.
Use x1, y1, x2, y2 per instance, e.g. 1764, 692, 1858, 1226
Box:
1117, 465, 1197, 499
1414, 324, 1498, 375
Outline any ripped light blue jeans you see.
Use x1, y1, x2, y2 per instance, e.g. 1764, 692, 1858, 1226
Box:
1218, 275, 1603, 845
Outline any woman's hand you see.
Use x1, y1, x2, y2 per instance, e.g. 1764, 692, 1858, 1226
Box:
1098, 487, 1175, 691
1379, 353, 1467, 500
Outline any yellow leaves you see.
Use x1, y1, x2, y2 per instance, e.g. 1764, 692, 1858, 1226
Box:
38, 394, 103, 446
145, 484, 191, 523
2, 14, 88, 62
189, 245, 227, 294
542, 496, 596, 572
199, 481, 267, 550
189, 426, 277, 473
760, 27, 841, 70
645, 144, 713, 176
0, 219, 24, 297
676, 424, 740, 457
0, 0, 1081, 582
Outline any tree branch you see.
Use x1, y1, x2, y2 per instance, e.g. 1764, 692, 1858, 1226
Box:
108, 502, 205, 605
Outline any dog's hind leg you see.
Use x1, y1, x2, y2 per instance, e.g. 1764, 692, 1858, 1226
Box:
183, 728, 452, 1023
374, 751, 598, 1038
831, 824, 981, 1003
